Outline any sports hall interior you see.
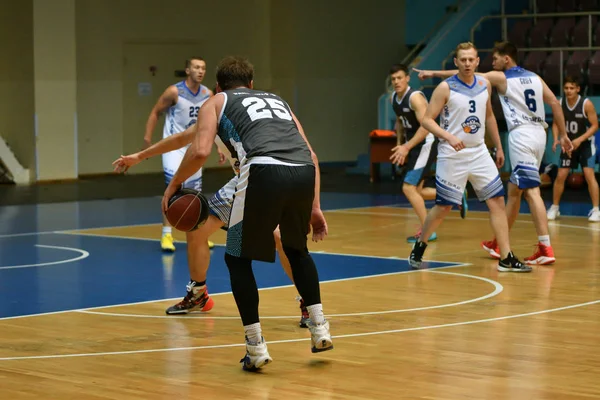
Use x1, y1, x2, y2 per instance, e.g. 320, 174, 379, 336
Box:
1, 0, 600, 399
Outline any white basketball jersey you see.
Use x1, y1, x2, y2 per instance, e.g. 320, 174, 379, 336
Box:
162, 81, 212, 152
499, 67, 547, 131
439, 75, 489, 154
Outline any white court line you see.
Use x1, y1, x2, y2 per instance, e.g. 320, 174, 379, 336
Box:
77, 270, 502, 320
0, 263, 469, 321
0, 245, 89, 270
1, 298, 597, 361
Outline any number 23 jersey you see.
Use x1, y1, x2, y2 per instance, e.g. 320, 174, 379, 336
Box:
216, 88, 313, 166
162, 81, 212, 147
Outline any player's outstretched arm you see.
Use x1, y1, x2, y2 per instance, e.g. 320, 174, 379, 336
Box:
413, 68, 456, 80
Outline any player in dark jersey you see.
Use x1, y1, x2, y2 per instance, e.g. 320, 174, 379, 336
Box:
388, 64, 467, 243
547, 76, 599, 222
162, 56, 333, 370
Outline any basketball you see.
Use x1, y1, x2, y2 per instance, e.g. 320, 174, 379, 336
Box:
567, 173, 585, 189
165, 188, 210, 232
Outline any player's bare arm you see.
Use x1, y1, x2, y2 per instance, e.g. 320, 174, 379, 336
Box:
143, 85, 178, 147
422, 82, 465, 151
484, 81, 505, 168
542, 79, 573, 153
578, 100, 599, 145
413, 68, 508, 94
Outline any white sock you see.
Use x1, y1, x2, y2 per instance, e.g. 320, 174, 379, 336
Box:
550, 204, 559, 210
592, 206, 599, 212
306, 304, 325, 325
538, 235, 551, 247
244, 322, 262, 344
162, 226, 172, 235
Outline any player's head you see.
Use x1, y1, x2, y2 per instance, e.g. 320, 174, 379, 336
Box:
389, 64, 410, 95
216, 56, 254, 91
453, 42, 479, 76
563, 76, 581, 100
185, 57, 207, 84
492, 41, 518, 71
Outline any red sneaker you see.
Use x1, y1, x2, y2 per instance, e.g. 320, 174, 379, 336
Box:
524, 243, 555, 265
481, 239, 500, 259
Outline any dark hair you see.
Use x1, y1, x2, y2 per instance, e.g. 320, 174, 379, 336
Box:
492, 41, 518, 62
564, 75, 580, 86
390, 63, 409, 76
185, 57, 205, 68
216, 56, 254, 90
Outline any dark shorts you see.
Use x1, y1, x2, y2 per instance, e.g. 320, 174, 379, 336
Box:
226, 163, 315, 262
560, 140, 596, 169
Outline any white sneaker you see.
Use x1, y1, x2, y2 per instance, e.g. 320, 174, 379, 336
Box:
240, 337, 272, 371
308, 320, 334, 353
588, 209, 600, 222
547, 206, 560, 220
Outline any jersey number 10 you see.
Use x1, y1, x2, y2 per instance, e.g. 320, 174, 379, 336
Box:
242, 97, 293, 121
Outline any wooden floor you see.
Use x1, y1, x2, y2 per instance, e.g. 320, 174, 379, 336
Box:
2, 206, 600, 399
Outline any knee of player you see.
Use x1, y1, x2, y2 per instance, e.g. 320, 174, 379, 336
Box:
402, 183, 417, 195
282, 245, 309, 260
523, 187, 541, 200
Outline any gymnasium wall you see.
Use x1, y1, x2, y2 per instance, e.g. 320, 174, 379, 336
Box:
0, 0, 407, 180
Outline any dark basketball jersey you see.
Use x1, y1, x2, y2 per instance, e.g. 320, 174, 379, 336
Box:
217, 88, 313, 166
562, 96, 589, 140
392, 88, 424, 143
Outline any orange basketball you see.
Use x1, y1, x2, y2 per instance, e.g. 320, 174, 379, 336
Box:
567, 173, 585, 189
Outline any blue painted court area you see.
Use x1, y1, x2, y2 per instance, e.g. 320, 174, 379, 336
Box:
0, 233, 459, 318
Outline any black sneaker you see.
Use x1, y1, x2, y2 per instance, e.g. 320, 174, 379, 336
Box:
165, 285, 214, 314
409, 241, 428, 269
498, 251, 532, 272
297, 297, 310, 328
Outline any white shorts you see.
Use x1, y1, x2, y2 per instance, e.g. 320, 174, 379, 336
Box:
162, 149, 202, 190
508, 127, 546, 189
435, 144, 504, 205
207, 175, 237, 228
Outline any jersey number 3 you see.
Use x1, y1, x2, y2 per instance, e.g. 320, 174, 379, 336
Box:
242, 97, 293, 121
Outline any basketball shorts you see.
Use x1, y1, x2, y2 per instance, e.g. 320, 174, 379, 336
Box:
560, 140, 596, 170
508, 127, 546, 189
403, 140, 437, 186
208, 175, 237, 228
226, 163, 315, 262
162, 148, 202, 191
435, 144, 504, 206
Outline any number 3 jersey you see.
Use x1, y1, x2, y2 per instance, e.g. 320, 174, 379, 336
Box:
499, 66, 546, 132
162, 81, 212, 152
439, 75, 489, 155
216, 88, 313, 168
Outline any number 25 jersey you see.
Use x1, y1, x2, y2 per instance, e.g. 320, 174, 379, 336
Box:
217, 88, 313, 166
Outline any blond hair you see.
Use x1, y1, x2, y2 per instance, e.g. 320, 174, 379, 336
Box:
454, 42, 478, 57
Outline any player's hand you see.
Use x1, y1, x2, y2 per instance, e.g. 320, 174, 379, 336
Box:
571, 138, 581, 151
447, 135, 465, 152
218, 150, 227, 165
552, 139, 560, 153
310, 208, 328, 242
495, 148, 505, 169
412, 68, 434, 81
162, 183, 178, 214
390, 145, 409, 165
560, 135, 574, 156
112, 153, 142, 173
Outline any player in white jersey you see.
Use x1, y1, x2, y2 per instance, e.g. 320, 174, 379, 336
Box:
115, 124, 311, 325
415, 41, 573, 265
143, 56, 220, 252
409, 42, 528, 272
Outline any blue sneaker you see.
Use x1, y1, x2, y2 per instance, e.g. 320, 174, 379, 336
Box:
460, 191, 468, 219
407, 231, 438, 243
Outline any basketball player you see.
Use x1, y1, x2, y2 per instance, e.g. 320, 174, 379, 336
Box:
409, 42, 528, 272
163, 56, 332, 370
415, 41, 573, 265
143, 57, 221, 252
547, 76, 600, 222
115, 127, 311, 327
388, 63, 468, 243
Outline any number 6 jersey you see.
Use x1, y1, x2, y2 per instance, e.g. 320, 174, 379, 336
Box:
216, 88, 313, 167
499, 66, 546, 132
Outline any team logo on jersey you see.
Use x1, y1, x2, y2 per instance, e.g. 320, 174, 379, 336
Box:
461, 116, 481, 134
